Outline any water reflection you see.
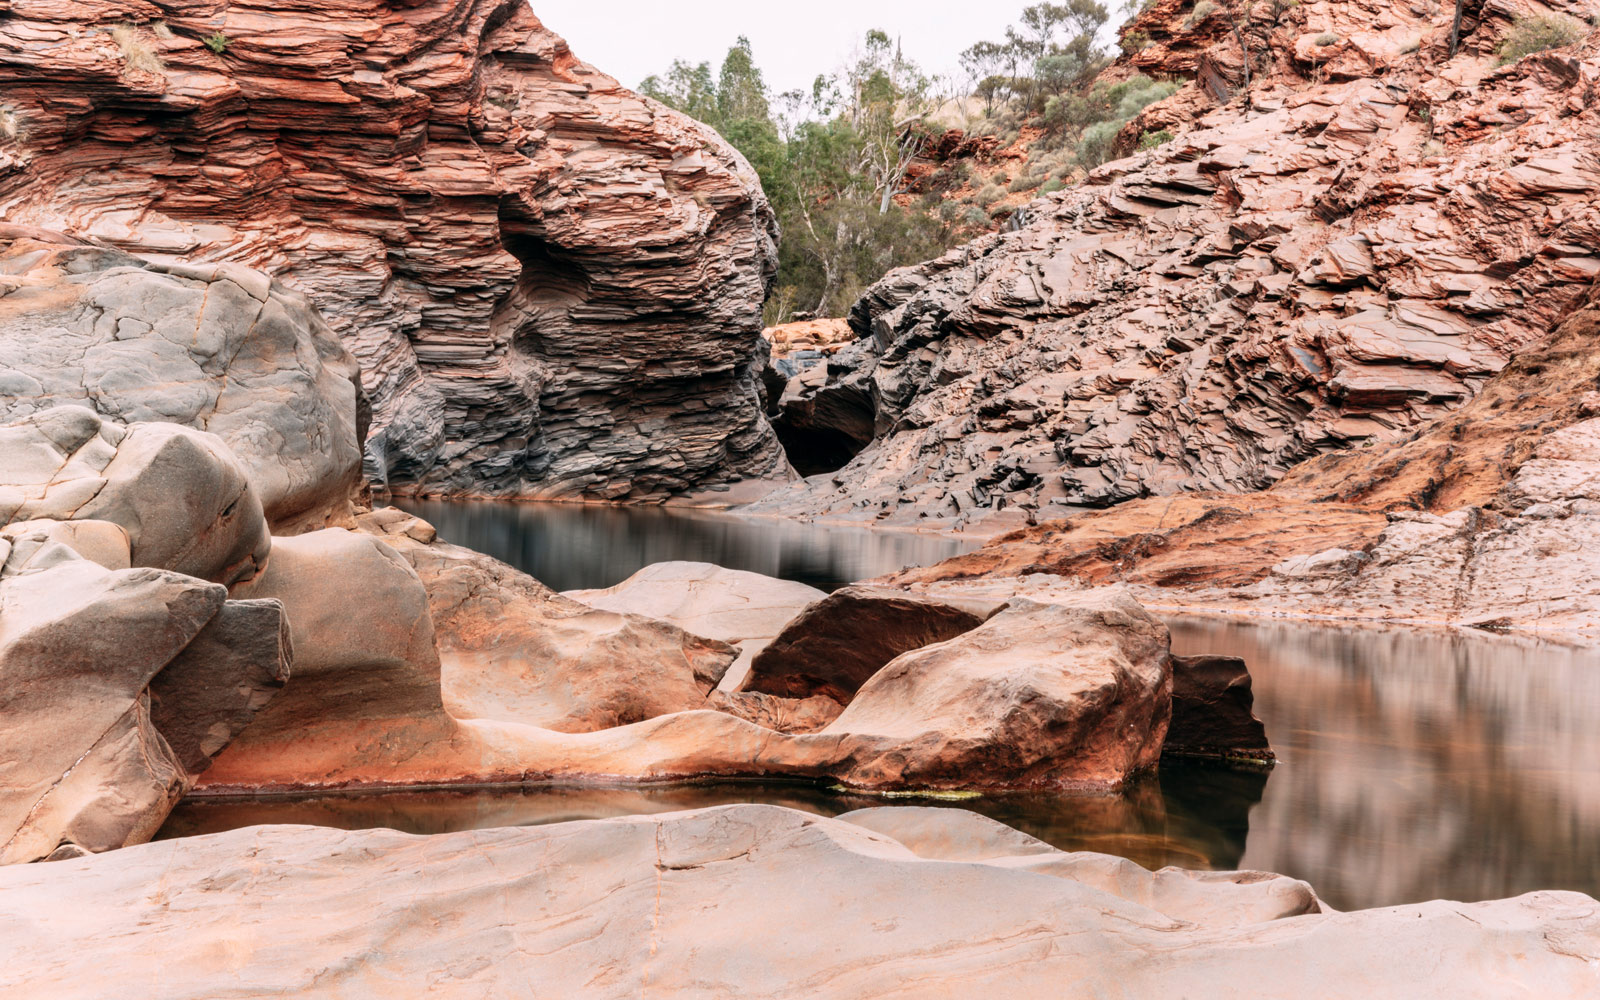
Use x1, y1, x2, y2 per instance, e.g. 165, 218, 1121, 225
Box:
1169, 618, 1600, 911
161, 767, 1263, 875
392, 500, 977, 592
158, 588, 1600, 909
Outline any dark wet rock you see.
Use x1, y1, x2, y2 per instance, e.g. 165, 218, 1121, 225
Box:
743, 586, 994, 703
1163, 654, 1274, 765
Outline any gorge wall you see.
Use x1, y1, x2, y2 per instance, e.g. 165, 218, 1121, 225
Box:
756, 0, 1600, 524
0, 0, 789, 500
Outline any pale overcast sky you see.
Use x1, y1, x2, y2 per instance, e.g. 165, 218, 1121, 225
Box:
535, 1, 1036, 96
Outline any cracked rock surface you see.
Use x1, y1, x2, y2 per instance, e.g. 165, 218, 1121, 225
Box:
0, 233, 363, 533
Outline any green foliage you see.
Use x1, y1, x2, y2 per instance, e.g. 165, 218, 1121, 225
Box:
975, 183, 1005, 206
1120, 30, 1152, 54
1039, 176, 1065, 194
646, 34, 959, 319
1495, 14, 1586, 65
1076, 120, 1122, 167
203, 31, 229, 54
1137, 128, 1174, 149
1008, 172, 1038, 192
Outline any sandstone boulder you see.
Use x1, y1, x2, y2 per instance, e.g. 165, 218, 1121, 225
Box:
0, 551, 288, 864
0, 238, 364, 531
2, 805, 1595, 998
823, 590, 1173, 789
1164, 654, 1274, 764
743, 585, 994, 703
0, 406, 270, 586
565, 562, 826, 690
0, 518, 129, 573
146, 599, 293, 775
379, 525, 741, 733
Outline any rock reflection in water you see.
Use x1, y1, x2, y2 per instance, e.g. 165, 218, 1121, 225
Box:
392, 500, 977, 592
160, 771, 1262, 875
1169, 618, 1600, 911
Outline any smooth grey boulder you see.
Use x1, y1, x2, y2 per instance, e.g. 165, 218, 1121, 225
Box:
0, 550, 293, 865
0, 406, 270, 586
0, 555, 224, 864
0, 239, 364, 531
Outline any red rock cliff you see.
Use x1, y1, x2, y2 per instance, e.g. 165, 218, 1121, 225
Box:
0, 1, 789, 500
752, 0, 1600, 525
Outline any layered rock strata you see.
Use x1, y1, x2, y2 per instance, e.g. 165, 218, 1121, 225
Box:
752, 5, 1600, 523
0, 2, 786, 499
4, 805, 1598, 998
893, 274, 1600, 636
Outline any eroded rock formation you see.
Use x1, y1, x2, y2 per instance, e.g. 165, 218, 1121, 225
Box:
891, 271, 1600, 635
0, 233, 362, 532
0, 3, 787, 500
5, 804, 1598, 998
0, 407, 291, 864
751, 2, 1600, 524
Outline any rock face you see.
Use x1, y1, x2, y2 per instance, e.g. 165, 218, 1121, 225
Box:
0, 2, 787, 500
893, 275, 1600, 636
0, 405, 270, 586
751, 7, 1600, 523
4, 804, 1598, 998
743, 586, 993, 703
0, 233, 364, 532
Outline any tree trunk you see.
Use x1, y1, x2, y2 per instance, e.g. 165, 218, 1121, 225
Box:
1450, 0, 1467, 57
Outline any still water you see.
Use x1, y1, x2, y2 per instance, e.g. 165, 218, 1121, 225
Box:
161, 505, 1600, 911
393, 499, 978, 592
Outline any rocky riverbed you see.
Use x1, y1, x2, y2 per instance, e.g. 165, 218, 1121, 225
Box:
3, 0, 1600, 995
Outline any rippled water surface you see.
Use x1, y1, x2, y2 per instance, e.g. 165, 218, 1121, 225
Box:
165, 507, 1600, 911
393, 499, 978, 592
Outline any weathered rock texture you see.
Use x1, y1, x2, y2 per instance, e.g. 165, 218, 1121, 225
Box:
565, 562, 826, 690
0, 232, 364, 532
0, 545, 288, 865
198, 524, 1176, 793
0, 405, 270, 586
824, 592, 1172, 789
1165, 654, 1273, 764
742, 585, 993, 703
4, 804, 1598, 998
752, 2, 1600, 523
384, 528, 741, 733
0, 2, 787, 500
893, 273, 1600, 636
